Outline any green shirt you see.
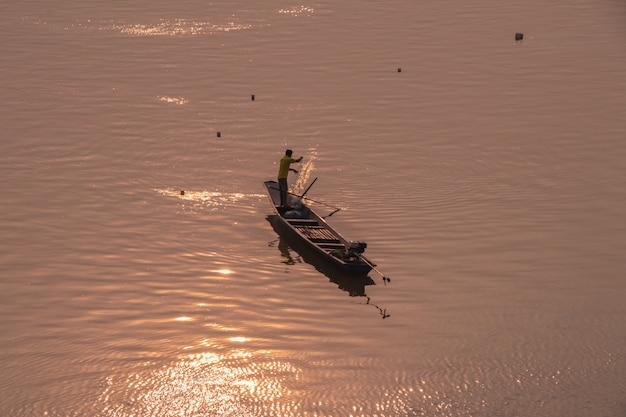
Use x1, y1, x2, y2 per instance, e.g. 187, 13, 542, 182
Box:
278, 156, 296, 179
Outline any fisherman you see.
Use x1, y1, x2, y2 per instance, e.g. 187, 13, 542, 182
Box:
278, 149, 303, 207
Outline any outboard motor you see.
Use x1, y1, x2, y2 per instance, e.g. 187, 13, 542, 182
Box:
344, 241, 367, 260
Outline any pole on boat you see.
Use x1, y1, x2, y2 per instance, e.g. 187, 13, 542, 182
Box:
360, 256, 391, 284
268, 185, 340, 211
322, 207, 341, 219
298, 177, 318, 200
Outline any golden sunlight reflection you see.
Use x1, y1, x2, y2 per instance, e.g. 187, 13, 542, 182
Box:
98, 339, 301, 417
158, 95, 188, 105
104, 19, 254, 36
278, 6, 316, 17
155, 189, 265, 212
22, 17, 256, 36
215, 269, 234, 275
174, 316, 193, 322
228, 336, 250, 343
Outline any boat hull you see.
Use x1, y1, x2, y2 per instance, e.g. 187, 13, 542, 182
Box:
263, 180, 372, 275
267, 218, 375, 296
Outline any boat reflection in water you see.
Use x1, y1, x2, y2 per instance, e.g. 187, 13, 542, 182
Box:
267, 215, 375, 297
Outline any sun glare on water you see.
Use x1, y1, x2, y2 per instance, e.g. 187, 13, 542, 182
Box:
97, 339, 300, 417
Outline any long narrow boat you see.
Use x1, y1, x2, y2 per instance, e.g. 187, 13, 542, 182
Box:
263, 180, 373, 274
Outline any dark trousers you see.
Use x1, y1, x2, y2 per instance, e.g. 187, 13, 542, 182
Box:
278, 178, 288, 206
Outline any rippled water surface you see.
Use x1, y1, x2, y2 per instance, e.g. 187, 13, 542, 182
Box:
1, 1, 625, 416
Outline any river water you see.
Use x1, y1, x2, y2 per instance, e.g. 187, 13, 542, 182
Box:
1, 1, 625, 416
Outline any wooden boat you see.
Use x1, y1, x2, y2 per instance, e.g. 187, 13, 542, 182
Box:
263, 180, 373, 274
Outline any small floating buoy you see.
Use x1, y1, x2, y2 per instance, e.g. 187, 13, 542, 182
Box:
397, 68, 402, 73
251, 94, 255, 101
180, 190, 185, 195
515, 33, 524, 41
217, 131, 221, 138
